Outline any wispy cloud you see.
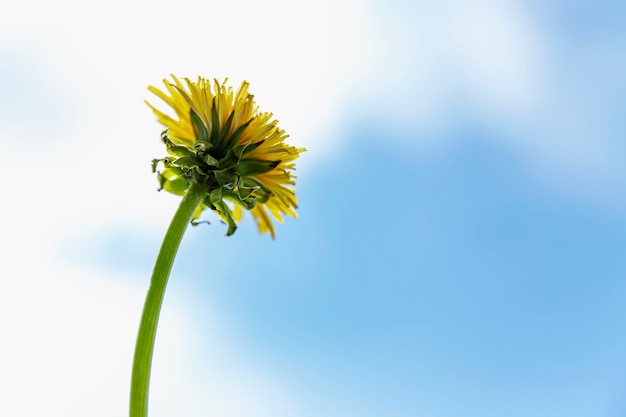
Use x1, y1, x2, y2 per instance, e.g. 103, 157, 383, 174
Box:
350, 0, 626, 202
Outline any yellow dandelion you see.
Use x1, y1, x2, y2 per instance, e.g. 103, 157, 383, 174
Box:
146, 75, 305, 238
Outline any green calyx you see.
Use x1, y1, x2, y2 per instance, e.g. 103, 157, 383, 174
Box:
152, 109, 279, 235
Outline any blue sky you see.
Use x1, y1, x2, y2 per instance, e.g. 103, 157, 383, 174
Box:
2, 0, 626, 416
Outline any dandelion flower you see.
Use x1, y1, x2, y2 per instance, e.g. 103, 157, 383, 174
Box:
146, 75, 305, 238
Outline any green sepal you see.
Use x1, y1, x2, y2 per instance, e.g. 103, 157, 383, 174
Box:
220, 119, 252, 153
152, 156, 177, 173
173, 156, 205, 171
218, 140, 263, 170
190, 204, 210, 226
157, 167, 189, 195
236, 140, 263, 158
237, 158, 280, 176
209, 100, 220, 147
160, 130, 170, 144
240, 176, 263, 188
237, 186, 254, 200
239, 195, 257, 210
191, 218, 211, 226
223, 189, 257, 211
191, 204, 205, 220
236, 177, 259, 199
194, 139, 213, 154
193, 140, 219, 167
209, 187, 223, 205
214, 169, 238, 188
166, 144, 195, 158
213, 200, 237, 236
151, 158, 162, 173
161, 157, 176, 167
254, 187, 272, 204
202, 153, 220, 167
190, 109, 209, 142
217, 150, 239, 170
237, 177, 268, 203
217, 110, 235, 147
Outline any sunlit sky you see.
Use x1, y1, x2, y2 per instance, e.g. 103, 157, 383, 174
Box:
2, 1, 626, 416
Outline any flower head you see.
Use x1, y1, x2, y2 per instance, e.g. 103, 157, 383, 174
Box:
146, 75, 305, 238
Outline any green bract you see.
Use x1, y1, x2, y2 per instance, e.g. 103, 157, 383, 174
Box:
152, 110, 276, 235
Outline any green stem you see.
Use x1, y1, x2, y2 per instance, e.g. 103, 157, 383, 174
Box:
130, 183, 206, 417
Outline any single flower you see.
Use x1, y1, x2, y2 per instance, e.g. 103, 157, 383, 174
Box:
146, 75, 305, 238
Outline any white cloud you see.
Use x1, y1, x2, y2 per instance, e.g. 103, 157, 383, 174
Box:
0, 248, 296, 416
2, 0, 375, 153
352, 0, 545, 134
350, 0, 626, 203
445, 1, 545, 117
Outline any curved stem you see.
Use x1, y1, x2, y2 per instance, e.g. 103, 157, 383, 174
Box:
130, 183, 206, 417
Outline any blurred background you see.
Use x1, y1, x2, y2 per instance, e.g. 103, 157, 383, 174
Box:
2, 0, 626, 416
